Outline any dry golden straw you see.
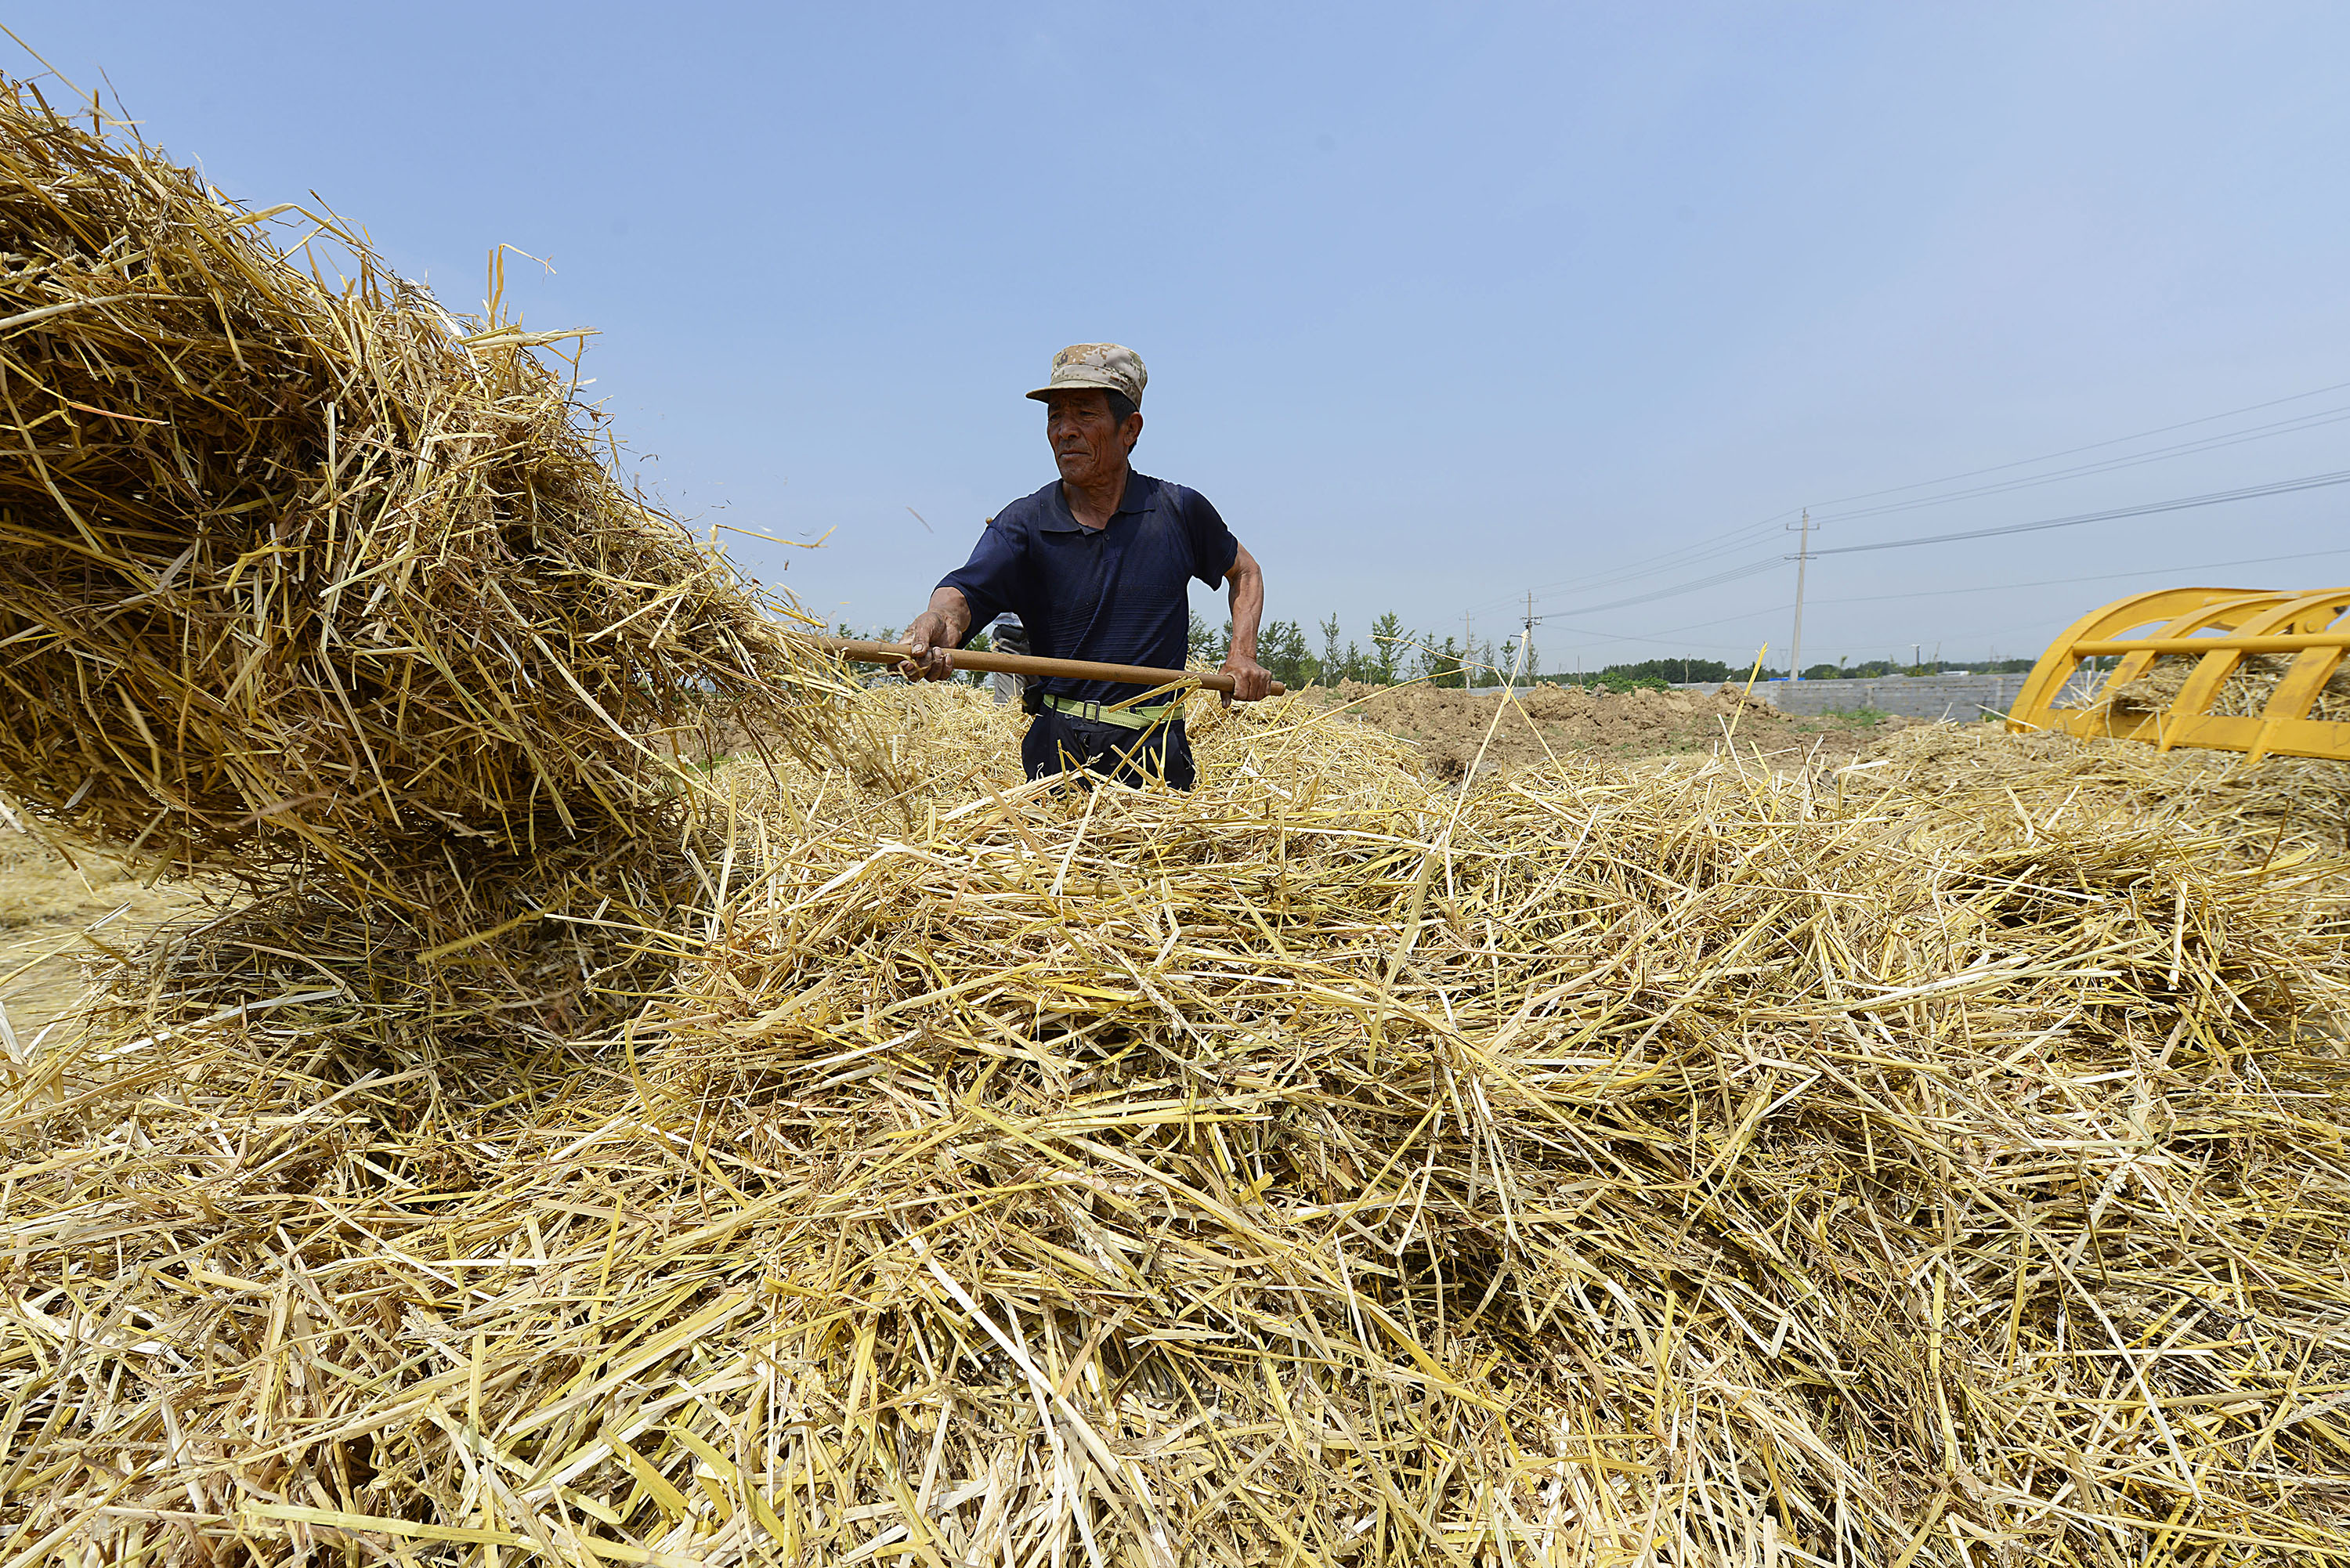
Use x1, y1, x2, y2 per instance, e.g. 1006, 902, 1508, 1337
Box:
2, 82, 2349, 1568
0, 80, 867, 846
6, 688, 2348, 1565
0, 79, 867, 1042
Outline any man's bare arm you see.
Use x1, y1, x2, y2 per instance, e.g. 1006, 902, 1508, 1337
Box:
1220, 543, 1271, 703
899, 587, 971, 682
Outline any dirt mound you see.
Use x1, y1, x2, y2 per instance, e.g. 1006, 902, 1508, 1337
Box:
1324, 680, 1824, 775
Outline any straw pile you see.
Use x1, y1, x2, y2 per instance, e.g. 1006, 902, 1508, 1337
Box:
0, 81, 864, 1042
9, 688, 2349, 1566
2103, 651, 2350, 723
6, 81, 2350, 1568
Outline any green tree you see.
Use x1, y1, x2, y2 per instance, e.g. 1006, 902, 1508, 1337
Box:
1426, 635, 1464, 688
1188, 609, 1226, 666
1259, 619, 1314, 690
1553, 656, 1738, 687
1368, 612, 1406, 685
1319, 614, 1343, 685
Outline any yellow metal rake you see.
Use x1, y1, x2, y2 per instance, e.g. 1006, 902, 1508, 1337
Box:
2006, 585, 2350, 763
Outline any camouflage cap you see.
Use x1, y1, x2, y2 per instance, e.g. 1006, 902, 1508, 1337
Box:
1025, 342, 1147, 406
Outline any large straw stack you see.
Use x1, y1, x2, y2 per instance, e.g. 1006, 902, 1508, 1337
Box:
0, 80, 825, 873
0, 81, 868, 1039
8, 691, 2348, 1566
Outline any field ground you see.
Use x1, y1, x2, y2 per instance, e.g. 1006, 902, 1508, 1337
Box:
10, 685, 2350, 1562
0, 830, 219, 1049
1309, 677, 1929, 775
0, 691, 1935, 1046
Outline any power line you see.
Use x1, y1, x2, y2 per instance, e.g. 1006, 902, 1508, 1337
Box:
1521, 542, 2350, 652
1504, 465, 2346, 627
1460, 374, 2350, 622
1531, 616, 1781, 653
1807, 404, 2350, 526
1799, 374, 2350, 511
1542, 401, 2350, 611
1802, 466, 2350, 557
1526, 556, 1785, 619
1457, 513, 1788, 616
1469, 397, 2337, 620
1808, 543, 2350, 606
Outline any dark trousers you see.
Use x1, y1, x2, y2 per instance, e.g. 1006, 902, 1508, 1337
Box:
1022, 710, 1195, 791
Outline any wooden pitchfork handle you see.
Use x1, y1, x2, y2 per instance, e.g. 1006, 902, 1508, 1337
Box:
808, 636, 1285, 698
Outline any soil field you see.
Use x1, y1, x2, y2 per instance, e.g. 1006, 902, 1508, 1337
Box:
1317, 679, 1926, 775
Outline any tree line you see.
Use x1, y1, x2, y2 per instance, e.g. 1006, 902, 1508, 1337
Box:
834, 620, 2036, 692
1188, 612, 1554, 690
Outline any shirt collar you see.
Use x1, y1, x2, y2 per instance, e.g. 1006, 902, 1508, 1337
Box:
1039, 468, 1157, 533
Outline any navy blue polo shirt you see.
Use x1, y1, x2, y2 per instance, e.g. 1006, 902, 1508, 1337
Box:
938, 470, 1239, 708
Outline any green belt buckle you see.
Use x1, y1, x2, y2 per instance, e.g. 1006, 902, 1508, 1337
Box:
1045, 694, 1179, 732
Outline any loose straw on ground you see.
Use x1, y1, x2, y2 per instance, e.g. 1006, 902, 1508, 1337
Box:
9, 689, 2348, 1566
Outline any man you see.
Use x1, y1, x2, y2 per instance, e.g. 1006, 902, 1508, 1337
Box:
898, 343, 1271, 790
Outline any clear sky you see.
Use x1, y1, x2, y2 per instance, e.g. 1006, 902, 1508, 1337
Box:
16, 3, 2348, 674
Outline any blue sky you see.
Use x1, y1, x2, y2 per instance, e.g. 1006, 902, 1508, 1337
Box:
18, 3, 2348, 672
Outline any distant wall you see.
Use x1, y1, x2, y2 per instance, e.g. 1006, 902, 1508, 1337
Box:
1488, 672, 2108, 722
1707, 673, 2034, 721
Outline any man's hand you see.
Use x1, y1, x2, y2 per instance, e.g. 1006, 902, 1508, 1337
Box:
899, 610, 956, 681
1220, 651, 1273, 704
899, 590, 970, 681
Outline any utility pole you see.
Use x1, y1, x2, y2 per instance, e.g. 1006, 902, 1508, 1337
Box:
1786, 509, 1813, 681
1522, 591, 1537, 688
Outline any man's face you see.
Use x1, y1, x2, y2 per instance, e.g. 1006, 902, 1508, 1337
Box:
1046, 390, 1140, 487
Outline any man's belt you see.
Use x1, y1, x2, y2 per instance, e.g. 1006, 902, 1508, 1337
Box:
1041, 692, 1183, 732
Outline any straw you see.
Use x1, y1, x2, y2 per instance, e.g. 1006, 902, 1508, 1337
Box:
7, 691, 2346, 1566
0, 79, 867, 1042
2102, 650, 2350, 724
3, 80, 2348, 1566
